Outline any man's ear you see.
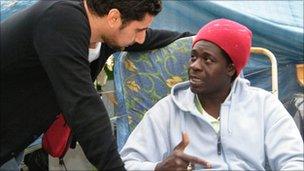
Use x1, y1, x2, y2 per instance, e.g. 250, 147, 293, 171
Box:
227, 63, 236, 77
107, 9, 122, 28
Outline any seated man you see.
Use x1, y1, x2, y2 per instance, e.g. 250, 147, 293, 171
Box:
120, 19, 304, 170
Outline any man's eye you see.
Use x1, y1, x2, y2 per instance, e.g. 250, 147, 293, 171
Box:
136, 29, 147, 33
203, 55, 214, 63
190, 55, 196, 61
205, 58, 212, 62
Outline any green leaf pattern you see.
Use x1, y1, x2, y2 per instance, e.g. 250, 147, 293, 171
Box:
121, 37, 193, 131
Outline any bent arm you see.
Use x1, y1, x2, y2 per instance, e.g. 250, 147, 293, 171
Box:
265, 95, 304, 170
33, 4, 124, 170
120, 108, 170, 170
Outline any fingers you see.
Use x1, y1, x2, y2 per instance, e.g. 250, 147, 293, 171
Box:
179, 153, 212, 169
174, 132, 189, 151
173, 132, 212, 169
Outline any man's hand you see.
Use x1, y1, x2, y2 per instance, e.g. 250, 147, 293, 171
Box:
155, 132, 211, 171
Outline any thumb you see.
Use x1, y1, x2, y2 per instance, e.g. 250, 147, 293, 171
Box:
174, 132, 189, 151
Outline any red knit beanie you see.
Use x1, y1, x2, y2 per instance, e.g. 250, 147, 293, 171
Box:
193, 19, 252, 75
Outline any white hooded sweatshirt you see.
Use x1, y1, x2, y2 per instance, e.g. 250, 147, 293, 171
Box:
120, 77, 303, 170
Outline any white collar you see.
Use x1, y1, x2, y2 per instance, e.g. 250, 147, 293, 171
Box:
88, 42, 101, 63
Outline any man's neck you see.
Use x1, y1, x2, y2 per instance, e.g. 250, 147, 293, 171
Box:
83, 0, 106, 44
198, 85, 232, 119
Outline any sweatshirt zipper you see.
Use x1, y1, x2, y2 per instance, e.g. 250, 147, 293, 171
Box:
217, 129, 221, 155
183, 107, 223, 156
217, 118, 222, 155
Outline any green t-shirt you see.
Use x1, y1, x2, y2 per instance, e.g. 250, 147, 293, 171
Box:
195, 95, 220, 133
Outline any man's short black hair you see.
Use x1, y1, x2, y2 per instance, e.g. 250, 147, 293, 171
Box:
86, 0, 162, 25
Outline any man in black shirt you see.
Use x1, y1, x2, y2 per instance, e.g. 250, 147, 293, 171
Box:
0, 0, 191, 170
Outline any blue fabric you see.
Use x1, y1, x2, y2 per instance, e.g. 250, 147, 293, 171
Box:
114, 37, 193, 150
1, 0, 37, 22
0, 152, 24, 170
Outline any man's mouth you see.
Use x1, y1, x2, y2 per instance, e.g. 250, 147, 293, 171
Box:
189, 75, 204, 85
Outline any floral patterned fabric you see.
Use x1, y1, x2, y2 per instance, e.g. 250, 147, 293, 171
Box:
114, 37, 193, 149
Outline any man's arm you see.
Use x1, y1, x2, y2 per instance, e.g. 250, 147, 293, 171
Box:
33, 3, 124, 170
264, 95, 304, 170
125, 28, 193, 51
120, 97, 210, 170
120, 106, 170, 170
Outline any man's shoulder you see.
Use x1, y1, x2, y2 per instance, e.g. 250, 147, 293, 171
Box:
247, 85, 272, 96
35, 0, 86, 20
34, 0, 89, 38
235, 78, 273, 99
150, 95, 175, 111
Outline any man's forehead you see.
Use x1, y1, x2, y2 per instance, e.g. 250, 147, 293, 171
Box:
193, 40, 216, 47
192, 40, 220, 52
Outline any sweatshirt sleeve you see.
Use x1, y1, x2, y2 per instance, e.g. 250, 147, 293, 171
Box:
264, 95, 304, 171
120, 105, 170, 170
33, 3, 124, 170
125, 28, 193, 51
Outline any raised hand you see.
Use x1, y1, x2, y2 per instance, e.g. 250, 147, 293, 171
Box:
155, 132, 211, 171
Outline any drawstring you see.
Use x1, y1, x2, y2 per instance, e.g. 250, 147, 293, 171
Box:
227, 91, 235, 135
59, 158, 68, 171
227, 79, 239, 135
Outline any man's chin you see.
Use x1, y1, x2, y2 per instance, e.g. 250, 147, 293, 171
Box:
189, 87, 199, 94
189, 86, 205, 95
107, 44, 124, 51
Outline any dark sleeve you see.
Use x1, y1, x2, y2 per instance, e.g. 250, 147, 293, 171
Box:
125, 28, 194, 51
33, 3, 125, 170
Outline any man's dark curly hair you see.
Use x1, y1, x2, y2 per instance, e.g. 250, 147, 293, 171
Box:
86, 0, 162, 25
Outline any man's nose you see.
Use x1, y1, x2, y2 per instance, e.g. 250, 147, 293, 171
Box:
134, 31, 146, 44
189, 58, 202, 70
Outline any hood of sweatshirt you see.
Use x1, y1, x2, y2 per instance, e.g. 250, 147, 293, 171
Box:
170, 77, 250, 110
